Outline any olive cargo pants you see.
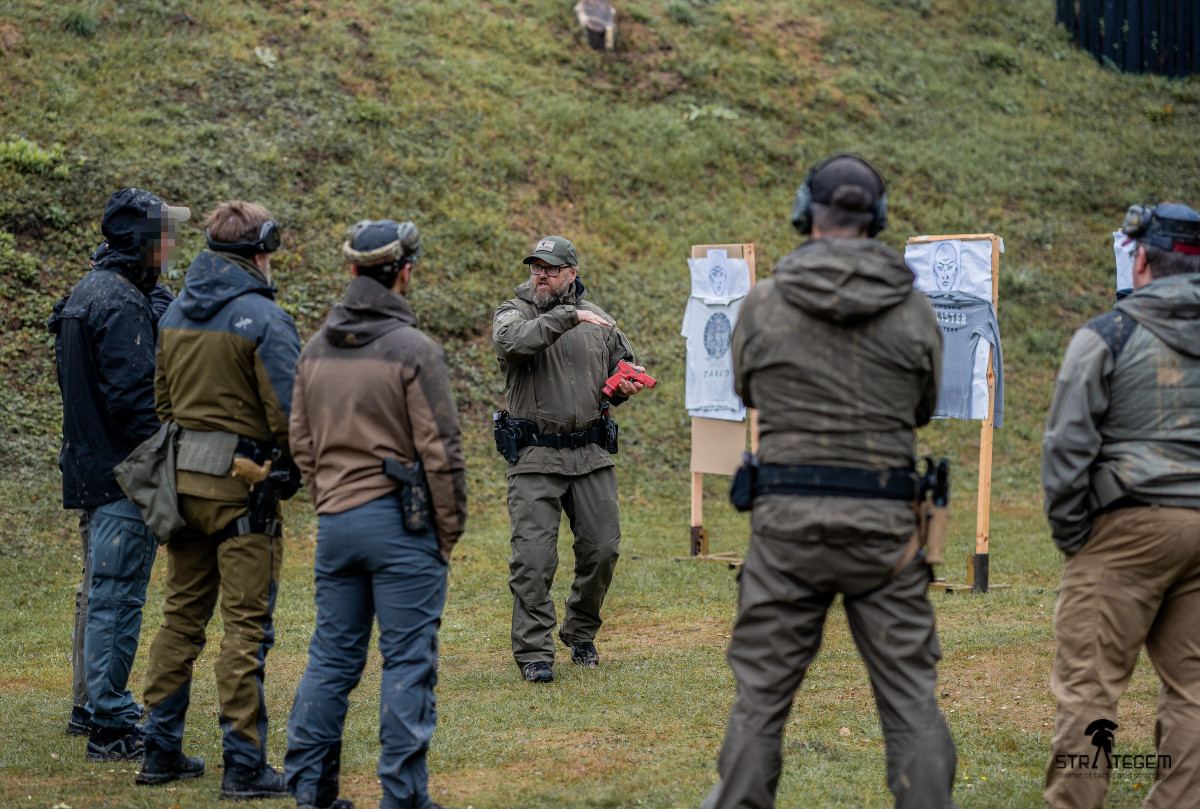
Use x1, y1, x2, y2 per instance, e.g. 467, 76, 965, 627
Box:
1045, 506, 1200, 809
142, 494, 283, 771
702, 523, 958, 809
507, 468, 621, 666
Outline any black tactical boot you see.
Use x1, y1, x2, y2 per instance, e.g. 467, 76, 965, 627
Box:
521, 661, 554, 683
86, 723, 144, 762
66, 705, 95, 737
136, 742, 205, 785
569, 641, 600, 668
220, 763, 287, 800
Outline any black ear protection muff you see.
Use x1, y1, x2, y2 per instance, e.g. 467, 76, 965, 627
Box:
1121, 204, 1155, 240
206, 220, 282, 257
791, 153, 889, 238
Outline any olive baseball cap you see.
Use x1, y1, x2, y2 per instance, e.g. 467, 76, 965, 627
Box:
523, 235, 578, 267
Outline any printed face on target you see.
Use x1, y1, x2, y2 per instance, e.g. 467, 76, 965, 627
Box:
933, 243, 959, 291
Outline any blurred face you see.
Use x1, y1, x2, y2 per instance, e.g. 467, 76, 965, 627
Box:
143, 230, 175, 272
530, 260, 577, 307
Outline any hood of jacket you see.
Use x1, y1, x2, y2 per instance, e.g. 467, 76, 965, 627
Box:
515, 277, 587, 310
323, 275, 417, 348
773, 238, 915, 324
1117, 274, 1200, 359
176, 250, 275, 322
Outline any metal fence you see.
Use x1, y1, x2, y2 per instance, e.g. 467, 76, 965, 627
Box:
1056, 0, 1200, 76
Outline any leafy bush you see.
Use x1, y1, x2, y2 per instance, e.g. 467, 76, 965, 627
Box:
0, 138, 68, 179
665, 0, 699, 26
60, 6, 99, 38
974, 41, 1022, 73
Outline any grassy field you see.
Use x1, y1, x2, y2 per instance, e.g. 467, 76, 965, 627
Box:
3, 0, 1199, 806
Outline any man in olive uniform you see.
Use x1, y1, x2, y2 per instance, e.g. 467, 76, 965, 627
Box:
493, 235, 648, 684
136, 201, 301, 799
1043, 202, 1200, 809
285, 219, 467, 809
701, 155, 957, 809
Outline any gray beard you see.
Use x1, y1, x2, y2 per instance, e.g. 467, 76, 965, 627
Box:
533, 283, 573, 309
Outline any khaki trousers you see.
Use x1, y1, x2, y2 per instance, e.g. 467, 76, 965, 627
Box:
1046, 506, 1200, 809
507, 468, 621, 666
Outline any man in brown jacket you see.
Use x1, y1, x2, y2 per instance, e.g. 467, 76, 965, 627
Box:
493, 235, 647, 683
284, 220, 466, 809
701, 155, 957, 809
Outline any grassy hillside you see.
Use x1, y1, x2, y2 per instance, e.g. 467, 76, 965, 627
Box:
2, 0, 1199, 807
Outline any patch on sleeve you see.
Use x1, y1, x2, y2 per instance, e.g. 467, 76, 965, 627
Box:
495, 310, 523, 327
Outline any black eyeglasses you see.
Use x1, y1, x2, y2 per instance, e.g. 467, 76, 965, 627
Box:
530, 264, 564, 277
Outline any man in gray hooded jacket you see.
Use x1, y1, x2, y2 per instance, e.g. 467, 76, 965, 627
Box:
1043, 202, 1200, 809
701, 155, 956, 809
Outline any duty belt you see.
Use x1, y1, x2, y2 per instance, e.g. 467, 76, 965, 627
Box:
527, 421, 607, 450
753, 464, 920, 502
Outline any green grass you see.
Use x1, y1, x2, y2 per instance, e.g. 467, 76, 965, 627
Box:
1, 0, 1197, 806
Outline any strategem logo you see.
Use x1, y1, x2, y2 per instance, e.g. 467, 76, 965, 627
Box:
1054, 719, 1171, 780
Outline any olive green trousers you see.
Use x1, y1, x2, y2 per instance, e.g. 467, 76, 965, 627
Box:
506, 468, 621, 667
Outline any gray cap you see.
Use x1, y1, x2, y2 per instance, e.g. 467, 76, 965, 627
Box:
523, 235, 578, 267
342, 219, 422, 266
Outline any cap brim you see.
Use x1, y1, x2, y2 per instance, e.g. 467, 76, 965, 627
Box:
164, 205, 192, 225
523, 252, 569, 266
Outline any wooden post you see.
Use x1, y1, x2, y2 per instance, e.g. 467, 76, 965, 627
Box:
690, 471, 707, 556
972, 235, 1001, 592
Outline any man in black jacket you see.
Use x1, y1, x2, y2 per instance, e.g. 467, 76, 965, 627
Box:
49, 188, 188, 762
62, 240, 176, 740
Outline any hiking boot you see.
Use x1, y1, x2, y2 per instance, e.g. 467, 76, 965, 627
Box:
86, 724, 144, 762
569, 641, 600, 668
297, 800, 354, 809
67, 706, 95, 737
220, 763, 287, 800
521, 661, 554, 683
136, 746, 205, 785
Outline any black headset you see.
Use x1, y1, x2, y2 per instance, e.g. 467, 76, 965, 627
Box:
791, 153, 889, 238
206, 220, 282, 257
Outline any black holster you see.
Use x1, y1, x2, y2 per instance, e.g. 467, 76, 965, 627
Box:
382, 457, 432, 533
730, 453, 756, 512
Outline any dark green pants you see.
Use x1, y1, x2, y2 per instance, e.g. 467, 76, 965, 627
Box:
703, 514, 957, 809
507, 468, 621, 666
142, 494, 283, 770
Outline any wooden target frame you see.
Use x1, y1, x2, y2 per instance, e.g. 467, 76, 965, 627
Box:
685, 243, 758, 566
906, 233, 1006, 594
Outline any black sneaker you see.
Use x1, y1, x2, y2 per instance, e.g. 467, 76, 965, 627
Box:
67, 706, 95, 737
220, 763, 287, 800
136, 747, 205, 785
569, 641, 600, 668
86, 724, 145, 762
521, 661, 554, 683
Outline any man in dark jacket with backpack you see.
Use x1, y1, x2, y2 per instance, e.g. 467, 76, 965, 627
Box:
50, 187, 189, 762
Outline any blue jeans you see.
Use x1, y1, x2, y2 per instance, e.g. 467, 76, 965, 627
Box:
285, 494, 447, 809
84, 497, 157, 730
